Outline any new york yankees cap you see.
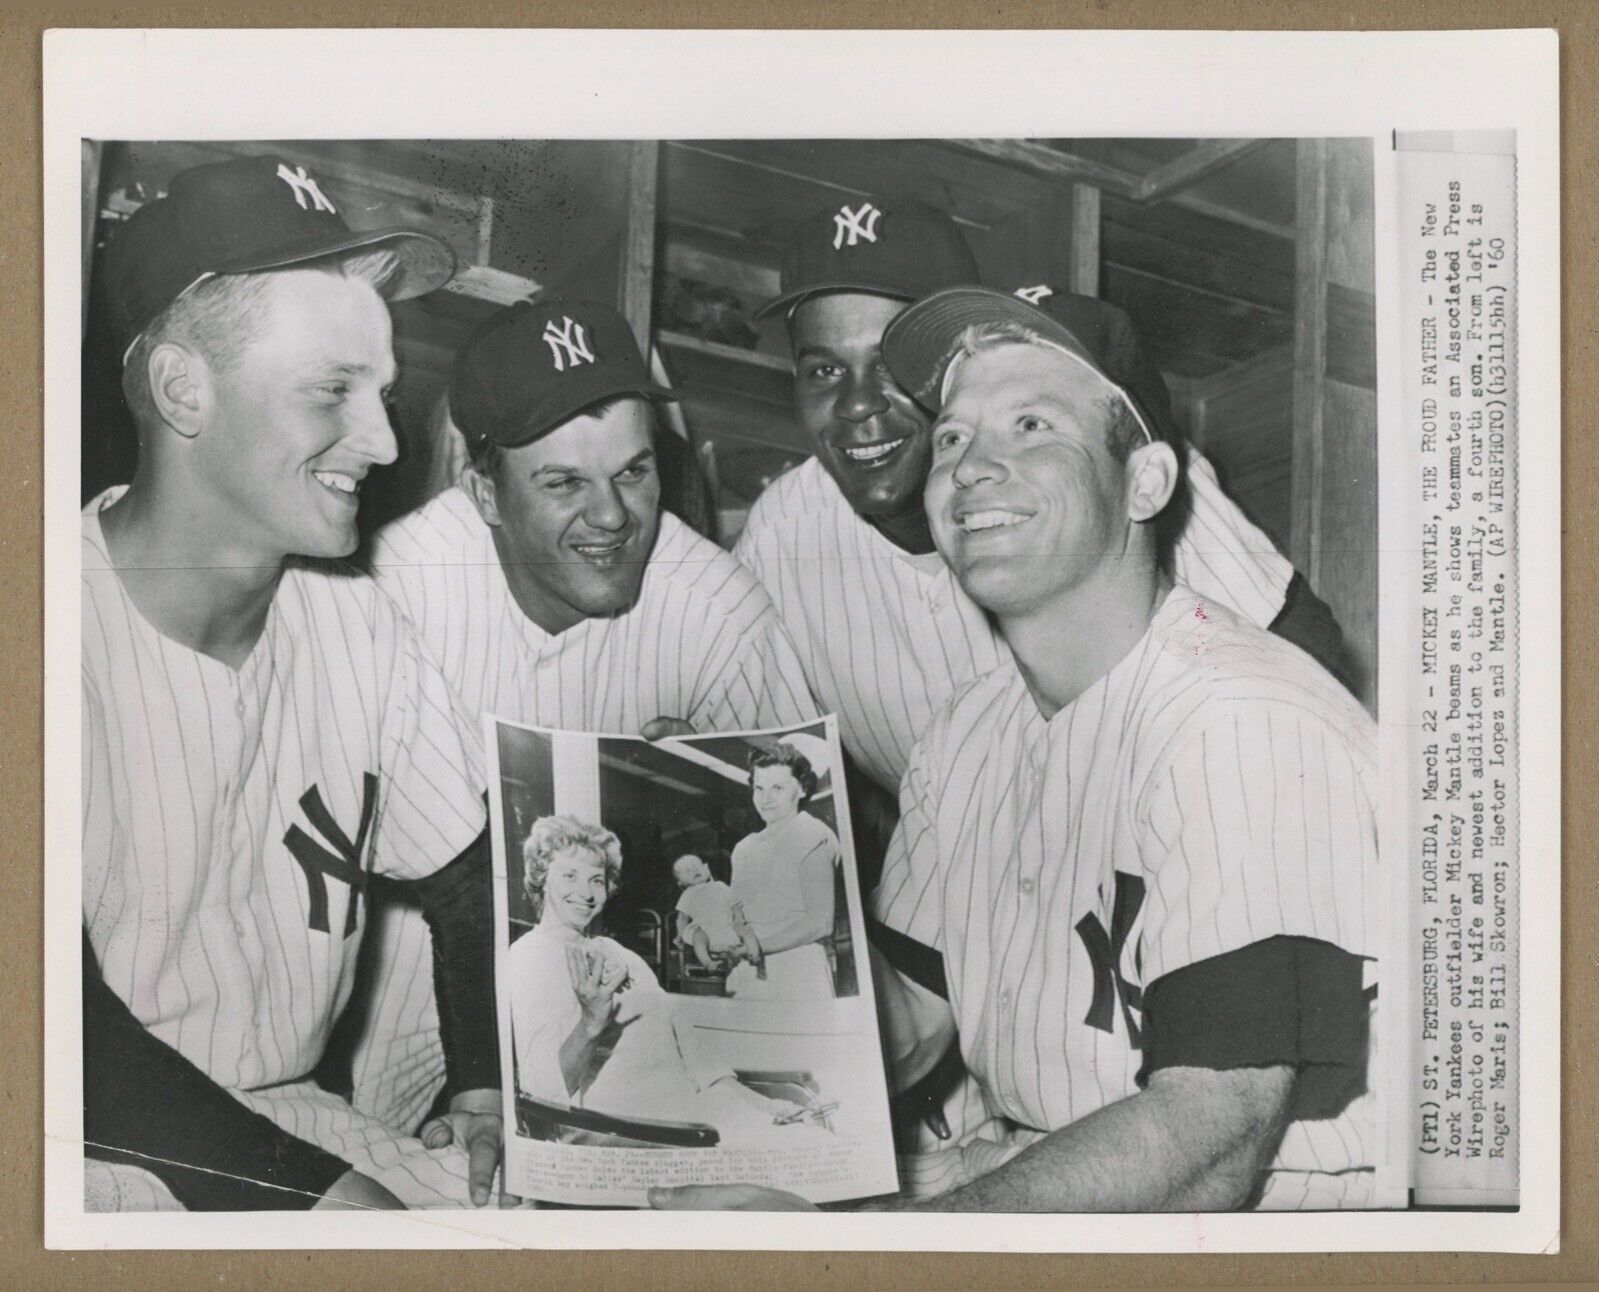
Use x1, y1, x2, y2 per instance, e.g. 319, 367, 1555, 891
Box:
754, 196, 980, 321
881, 284, 1177, 447
449, 297, 678, 452
105, 154, 458, 359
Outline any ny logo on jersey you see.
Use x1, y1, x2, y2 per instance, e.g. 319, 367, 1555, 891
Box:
1014, 285, 1054, 305
832, 202, 882, 250
283, 774, 378, 937
1074, 870, 1146, 1046
275, 163, 338, 215
542, 316, 596, 372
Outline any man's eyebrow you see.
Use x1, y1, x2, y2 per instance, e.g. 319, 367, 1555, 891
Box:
302, 359, 399, 387
305, 360, 375, 377
794, 344, 841, 362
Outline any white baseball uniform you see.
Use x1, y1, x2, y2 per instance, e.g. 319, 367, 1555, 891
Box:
351, 486, 819, 1130
871, 586, 1380, 1209
81, 487, 490, 1210
735, 450, 1294, 795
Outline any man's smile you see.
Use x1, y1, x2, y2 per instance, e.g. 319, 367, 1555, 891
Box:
570, 536, 633, 562
311, 469, 363, 499
955, 506, 1035, 534
840, 435, 909, 466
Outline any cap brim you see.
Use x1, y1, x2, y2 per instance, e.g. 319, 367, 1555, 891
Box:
497, 381, 681, 450
753, 280, 915, 321
214, 226, 458, 301
880, 286, 1099, 408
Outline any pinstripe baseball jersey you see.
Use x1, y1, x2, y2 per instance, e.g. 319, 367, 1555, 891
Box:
350, 485, 819, 1129
871, 586, 1380, 1209
735, 451, 1294, 795
81, 488, 489, 1206
371, 487, 816, 734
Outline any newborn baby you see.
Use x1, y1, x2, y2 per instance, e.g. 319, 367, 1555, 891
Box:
672, 855, 764, 977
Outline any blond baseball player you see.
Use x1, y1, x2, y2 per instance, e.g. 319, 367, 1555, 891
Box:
348, 296, 819, 1134
735, 197, 1350, 800
729, 196, 1353, 1188
653, 287, 1378, 1213
81, 156, 502, 1212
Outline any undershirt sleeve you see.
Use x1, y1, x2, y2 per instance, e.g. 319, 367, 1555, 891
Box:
83, 930, 349, 1210
404, 825, 499, 1100
1138, 934, 1372, 1117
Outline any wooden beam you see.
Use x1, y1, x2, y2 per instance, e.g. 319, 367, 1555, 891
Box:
440, 263, 538, 307
956, 139, 1295, 242
946, 139, 1143, 199
1290, 138, 1329, 586
658, 329, 791, 375
1130, 138, 1267, 202
1325, 281, 1377, 390
1289, 137, 1378, 709
618, 141, 659, 353
1067, 183, 1101, 297
662, 239, 780, 300
82, 140, 103, 337
1187, 342, 1295, 403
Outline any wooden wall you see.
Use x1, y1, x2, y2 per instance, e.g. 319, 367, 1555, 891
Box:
1184, 345, 1297, 556
1291, 138, 1378, 709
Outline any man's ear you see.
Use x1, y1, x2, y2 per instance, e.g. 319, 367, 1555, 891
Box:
146, 342, 208, 440
460, 460, 502, 528
1125, 441, 1180, 524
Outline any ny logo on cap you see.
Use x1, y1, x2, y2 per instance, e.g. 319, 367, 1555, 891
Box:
542, 316, 596, 372
832, 202, 882, 250
1014, 285, 1054, 305
276, 163, 338, 215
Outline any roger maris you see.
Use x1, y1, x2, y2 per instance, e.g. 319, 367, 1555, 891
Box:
347, 295, 819, 1133
653, 286, 1379, 1213
81, 157, 501, 1211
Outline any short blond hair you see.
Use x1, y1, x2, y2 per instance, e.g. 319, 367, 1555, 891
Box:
121, 248, 403, 437
940, 321, 1146, 461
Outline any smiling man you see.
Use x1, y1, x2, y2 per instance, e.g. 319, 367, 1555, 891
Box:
734, 196, 1351, 806
350, 297, 817, 1135
730, 196, 1355, 1193
81, 155, 503, 1212
656, 286, 1380, 1214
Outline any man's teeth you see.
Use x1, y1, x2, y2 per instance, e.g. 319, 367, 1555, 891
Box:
312, 471, 359, 495
959, 510, 1030, 533
843, 438, 906, 463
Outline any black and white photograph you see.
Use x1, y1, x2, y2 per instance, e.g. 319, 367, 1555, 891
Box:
42, 28, 1558, 1252
487, 717, 896, 1205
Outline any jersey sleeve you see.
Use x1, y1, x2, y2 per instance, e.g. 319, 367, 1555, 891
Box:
82, 671, 116, 926
1172, 450, 1295, 630
690, 607, 820, 731
83, 930, 350, 1210
1133, 699, 1377, 988
868, 731, 945, 952
372, 607, 487, 882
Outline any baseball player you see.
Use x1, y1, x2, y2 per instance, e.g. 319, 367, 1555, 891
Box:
81, 156, 502, 1211
653, 287, 1378, 1212
347, 296, 819, 1134
734, 196, 1351, 802
728, 196, 1353, 1188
